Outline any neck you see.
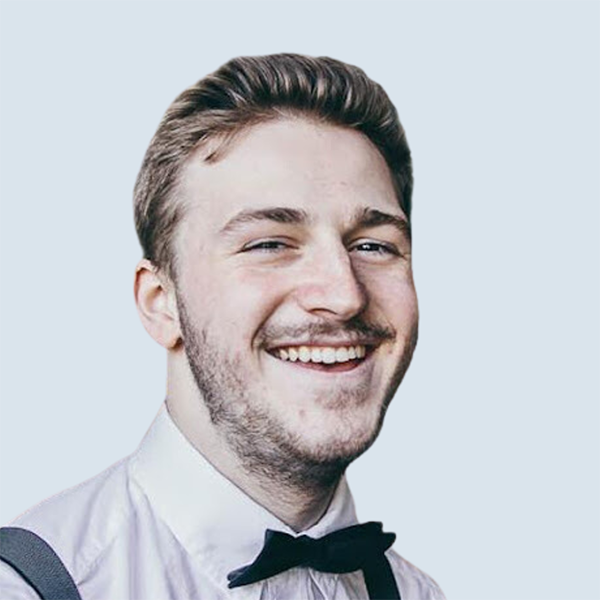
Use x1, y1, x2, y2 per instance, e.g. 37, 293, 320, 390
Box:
166, 359, 343, 531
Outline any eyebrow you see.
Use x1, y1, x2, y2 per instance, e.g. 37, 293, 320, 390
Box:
220, 207, 311, 235
219, 205, 410, 239
352, 207, 411, 240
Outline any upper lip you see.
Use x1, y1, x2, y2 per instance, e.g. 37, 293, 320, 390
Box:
265, 338, 382, 351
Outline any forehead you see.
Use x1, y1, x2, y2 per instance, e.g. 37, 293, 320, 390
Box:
179, 118, 401, 231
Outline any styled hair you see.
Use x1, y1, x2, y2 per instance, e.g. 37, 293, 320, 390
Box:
134, 53, 413, 277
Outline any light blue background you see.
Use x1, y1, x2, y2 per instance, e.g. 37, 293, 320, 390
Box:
1, 2, 598, 599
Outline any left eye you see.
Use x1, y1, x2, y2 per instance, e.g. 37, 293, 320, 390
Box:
351, 241, 399, 255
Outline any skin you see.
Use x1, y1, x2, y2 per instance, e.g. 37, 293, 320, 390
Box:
134, 118, 419, 531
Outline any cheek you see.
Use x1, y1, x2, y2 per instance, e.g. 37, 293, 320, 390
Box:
187, 266, 292, 338
364, 269, 419, 323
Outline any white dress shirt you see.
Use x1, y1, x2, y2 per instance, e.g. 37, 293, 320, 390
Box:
1, 405, 445, 600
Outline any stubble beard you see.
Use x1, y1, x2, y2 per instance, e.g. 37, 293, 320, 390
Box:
177, 298, 418, 493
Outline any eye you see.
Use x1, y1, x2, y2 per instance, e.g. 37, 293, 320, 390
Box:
241, 239, 291, 253
350, 241, 400, 256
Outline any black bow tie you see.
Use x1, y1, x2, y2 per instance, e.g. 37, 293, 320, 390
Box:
227, 521, 401, 599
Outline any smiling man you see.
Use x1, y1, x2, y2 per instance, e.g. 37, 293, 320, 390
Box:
0, 55, 444, 600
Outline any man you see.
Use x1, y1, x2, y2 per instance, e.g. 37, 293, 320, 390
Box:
0, 54, 444, 599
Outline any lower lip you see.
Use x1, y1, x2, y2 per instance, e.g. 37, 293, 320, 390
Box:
284, 358, 364, 372
267, 348, 374, 373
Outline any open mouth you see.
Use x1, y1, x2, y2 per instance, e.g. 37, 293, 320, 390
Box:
267, 344, 374, 372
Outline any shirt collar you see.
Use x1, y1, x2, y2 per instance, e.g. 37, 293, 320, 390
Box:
130, 404, 359, 585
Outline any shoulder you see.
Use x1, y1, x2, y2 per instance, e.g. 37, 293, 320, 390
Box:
0, 561, 40, 600
6, 456, 136, 581
387, 549, 446, 600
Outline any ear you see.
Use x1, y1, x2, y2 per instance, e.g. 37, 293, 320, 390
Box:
134, 259, 181, 349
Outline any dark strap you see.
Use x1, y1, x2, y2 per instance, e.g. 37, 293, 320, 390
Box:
0, 527, 81, 600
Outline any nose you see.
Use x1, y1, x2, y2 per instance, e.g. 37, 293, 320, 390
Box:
293, 246, 368, 321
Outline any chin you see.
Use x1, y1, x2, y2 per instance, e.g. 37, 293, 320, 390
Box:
221, 397, 386, 491
287, 400, 386, 465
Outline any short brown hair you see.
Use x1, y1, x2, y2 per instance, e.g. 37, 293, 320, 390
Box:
134, 54, 413, 278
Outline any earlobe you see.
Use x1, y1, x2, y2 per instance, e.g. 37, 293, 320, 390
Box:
134, 259, 182, 349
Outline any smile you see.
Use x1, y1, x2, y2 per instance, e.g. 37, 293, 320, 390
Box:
276, 345, 367, 364
264, 342, 378, 374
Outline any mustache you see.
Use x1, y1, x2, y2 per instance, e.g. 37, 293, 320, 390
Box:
258, 316, 396, 346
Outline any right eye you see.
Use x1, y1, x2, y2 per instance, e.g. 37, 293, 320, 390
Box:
241, 240, 291, 253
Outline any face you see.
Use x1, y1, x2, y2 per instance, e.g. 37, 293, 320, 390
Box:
174, 119, 418, 484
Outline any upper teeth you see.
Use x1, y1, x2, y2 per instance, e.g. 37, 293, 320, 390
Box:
277, 345, 366, 364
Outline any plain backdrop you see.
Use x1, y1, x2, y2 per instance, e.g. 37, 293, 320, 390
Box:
0, 2, 598, 599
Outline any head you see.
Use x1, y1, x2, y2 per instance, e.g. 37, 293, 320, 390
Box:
134, 54, 413, 279
134, 54, 418, 490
